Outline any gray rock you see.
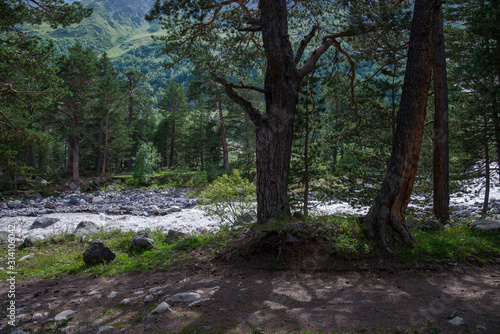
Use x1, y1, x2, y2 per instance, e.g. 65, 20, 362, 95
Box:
130, 231, 155, 250
92, 196, 104, 203
421, 219, 444, 231
150, 205, 160, 215
472, 219, 500, 232
165, 230, 186, 243
107, 291, 118, 299
32, 313, 44, 321
7, 200, 22, 208
54, 310, 76, 321
149, 302, 173, 315
24, 235, 43, 247
69, 196, 80, 205
234, 210, 257, 226
69, 183, 78, 191
448, 316, 465, 326
82, 239, 116, 265
0, 231, 10, 243
188, 298, 211, 307
170, 292, 201, 302
26, 193, 43, 200
97, 326, 114, 333
144, 295, 154, 303
74, 221, 99, 237
491, 207, 499, 214
120, 298, 130, 305
170, 206, 181, 212
29, 217, 59, 230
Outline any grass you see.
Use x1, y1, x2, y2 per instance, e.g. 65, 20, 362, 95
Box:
1, 215, 499, 281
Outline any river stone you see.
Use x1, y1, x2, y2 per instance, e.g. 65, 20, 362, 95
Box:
69, 183, 78, 191
170, 292, 201, 302
171, 206, 181, 212
130, 230, 155, 249
471, 219, 500, 232
54, 310, 76, 321
421, 219, 444, 231
74, 221, 99, 237
165, 230, 186, 243
24, 235, 43, 247
149, 302, 173, 315
83, 239, 116, 265
7, 200, 22, 208
29, 217, 58, 229
0, 231, 9, 243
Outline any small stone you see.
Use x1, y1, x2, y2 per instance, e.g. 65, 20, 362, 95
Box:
54, 310, 76, 321
74, 221, 99, 237
19, 254, 33, 261
88, 290, 100, 295
107, 291, 118, 299
170, 292, 201, 302
144, 295, 154, 303
92, 196, 104, 203
170, 206, 181, 212
448, 316, 464, 326
130, 231, 155, 250
44, 202, 55, 209
188, 298, 211, 307
69, 182, 78, 190
149, 302, 173, 315
476, 324, 487, 331
134, 290, 144, 295
32, 313, 43, 322
93, 319, 104, 325
97, 326, 114, 333
120, 298, 130, 305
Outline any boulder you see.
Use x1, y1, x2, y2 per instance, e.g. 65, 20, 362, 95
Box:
471, 219, 500, 232
7, 200, 22, 209
92, 196, 104, 203
165, 230, 186, 243
0, 231, 10, 243
24, 235, 43, 247
83, 239, 116, 265
130, 230, 155, 250
29, 217, 59, 230
69, 182, 79, 191
170, 292, 201, 302
74, 221, 99, 237
171, 206, 181, 212
421, 219, 444, 232
69, 196, 80, 205
44, 202, 55, 209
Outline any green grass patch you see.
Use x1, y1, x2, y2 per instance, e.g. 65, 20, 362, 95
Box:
0, 228, 233, 281
402, 221, 500, 263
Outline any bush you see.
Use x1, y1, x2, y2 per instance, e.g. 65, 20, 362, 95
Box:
198, 170, 256, 225
132, 143, 161, 185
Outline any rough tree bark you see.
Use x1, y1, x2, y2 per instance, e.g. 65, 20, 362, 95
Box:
363, 0, 440, 254
433, 6, 450, 224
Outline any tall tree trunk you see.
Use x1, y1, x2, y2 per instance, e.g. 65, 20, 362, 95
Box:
433, 6, 450, 224
126, 92, 134, 171
69, 135, 80, 181
218, 94, 229, 170
303, 104, 310, 217
493, 73, 500, 184
96, 118, 104, 174
101, 113, 110, 176
254, 0, 300, 222
363, 0, 439, 254
27, 144, 35, 169
67, 140, 73, 177
482, 112, 490, 217
169, 106, 176, 168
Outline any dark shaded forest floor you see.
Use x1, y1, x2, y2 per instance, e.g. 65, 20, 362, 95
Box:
2, 252, 500, 334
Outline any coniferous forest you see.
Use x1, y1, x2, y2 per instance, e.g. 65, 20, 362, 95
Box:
2, 1, 500, 333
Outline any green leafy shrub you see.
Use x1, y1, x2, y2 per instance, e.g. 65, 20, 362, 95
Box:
132, 143, 161, 185
198, 170, 256, 225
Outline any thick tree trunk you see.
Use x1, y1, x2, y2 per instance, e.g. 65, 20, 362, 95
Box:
27, 143, 35, 169
101, 113, 110, 176
433, 6, 450, 224
255, 0, 300, 223
96, 118, 104, 174
169, 108, 176, 168
493, 73, 500, 184
363, 0, 439, 254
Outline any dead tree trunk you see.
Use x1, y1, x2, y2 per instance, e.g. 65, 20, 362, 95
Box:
363, 0, 440, 254
433, 6, 450, 224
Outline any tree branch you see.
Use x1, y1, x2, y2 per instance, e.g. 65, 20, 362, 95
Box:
207, 63, 262, 125
295, 25, 319, 65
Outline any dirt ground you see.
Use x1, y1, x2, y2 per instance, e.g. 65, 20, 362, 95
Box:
2, 257, 500, 334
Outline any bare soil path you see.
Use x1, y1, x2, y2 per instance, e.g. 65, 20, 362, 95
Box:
2, 263, 500, 334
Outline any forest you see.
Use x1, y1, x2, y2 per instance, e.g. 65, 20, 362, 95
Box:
1, 0, 500, 250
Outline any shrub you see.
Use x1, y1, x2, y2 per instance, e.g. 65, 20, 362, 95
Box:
198, 170, 256, 225
132, 143, 161, 185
